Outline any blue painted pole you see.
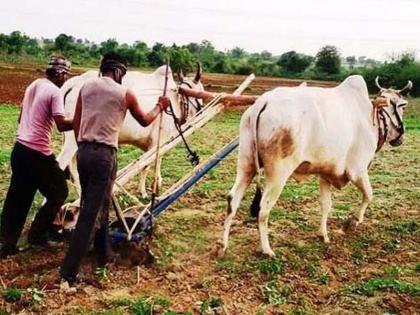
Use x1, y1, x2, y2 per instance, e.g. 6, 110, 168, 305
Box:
110, 137, 239, 242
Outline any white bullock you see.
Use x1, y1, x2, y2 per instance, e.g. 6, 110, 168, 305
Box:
222, 75, 412, 257
58, 65, 205, 198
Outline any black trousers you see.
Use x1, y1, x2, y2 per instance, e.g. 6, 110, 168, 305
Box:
0, 142, 68, 248
60, 142, 117, 280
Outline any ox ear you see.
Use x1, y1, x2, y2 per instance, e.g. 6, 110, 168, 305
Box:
194, 62, 202, 83
372, 97, 390, 108
398, 80, 413, 96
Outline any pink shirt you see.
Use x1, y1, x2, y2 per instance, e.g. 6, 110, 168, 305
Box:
17, 78, 65, 156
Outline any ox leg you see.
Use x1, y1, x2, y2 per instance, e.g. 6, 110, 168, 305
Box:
68, 155, 81, 197
258, 162, 294, 257
138, 165, 150, 198
354, 172, 373, 225
222, 167, 255, 251
318, 177, 332, 243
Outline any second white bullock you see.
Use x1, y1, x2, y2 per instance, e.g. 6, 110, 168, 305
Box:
58, 65, 205, 198
222, 75, 412, 257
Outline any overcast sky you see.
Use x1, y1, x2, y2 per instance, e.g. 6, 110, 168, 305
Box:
1, 0, 419, 60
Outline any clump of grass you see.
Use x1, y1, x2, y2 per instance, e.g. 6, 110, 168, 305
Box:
254, 256, 283, 277
2, 287, 24, 302
261, 281, 291, 306
385, 264, 403, 277
94, 267, 108, 280
287, 307, 315, 315
346, 278, 420, 296
27, 288, 44, 305
306, 263, 318, 278
130, 297, 153, 315
388, 220, 419, 234
352, 250, 366, 265
196, 296, 223, 315
381, 239, 401, 253
319, 272, 330, 285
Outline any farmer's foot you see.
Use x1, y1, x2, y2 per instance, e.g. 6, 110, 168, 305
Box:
0, 244, 19, 259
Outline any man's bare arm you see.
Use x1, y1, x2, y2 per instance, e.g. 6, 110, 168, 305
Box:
178, 86, 216, 102
126, 89, 170, 127
54, 115, 73, 132
178, 86, 257, 106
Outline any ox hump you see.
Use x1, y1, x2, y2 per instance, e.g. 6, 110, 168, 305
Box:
154, 65, 173, 77
339, 75, 368, 95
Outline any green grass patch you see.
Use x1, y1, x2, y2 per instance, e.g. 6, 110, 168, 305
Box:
346, 278, 420, 296
2, 287, 24, 302
261, 281, 291, 306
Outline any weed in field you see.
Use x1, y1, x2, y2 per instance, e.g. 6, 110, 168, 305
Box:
306, 263, 318, 278
415, 263, 420, 273
385, 264, 403, 278
215, 255, 246, 275
196, 296, 223, 315
352, 250, 366, 265
381, 238, 401, 253
346, 278, 420, 296
287, 307, 315, 315
27, 287, 44, 305
130, 297, 153, 315
2, 287, 24, 302
318, 272, 330, 285
253, 256, 283, 277
388, 220, 419, 234
261, 281, 291, 306
94, 267, 109, 281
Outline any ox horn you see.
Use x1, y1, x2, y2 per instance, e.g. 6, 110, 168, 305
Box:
178, 68, 184, 81
375, 76, 383, 91
398, 80, 413, 95
194, 62, 202, 83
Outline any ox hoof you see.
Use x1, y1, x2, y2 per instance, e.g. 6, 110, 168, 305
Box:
262, 249, 276, 258
343, 216, 358, 233
316, 231, 330, 244
211, 242, 226, 259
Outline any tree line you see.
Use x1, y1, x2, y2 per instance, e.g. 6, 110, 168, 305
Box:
0, 31, 419, 96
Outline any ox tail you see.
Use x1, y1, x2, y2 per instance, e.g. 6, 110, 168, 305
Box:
249, 102, 268, 218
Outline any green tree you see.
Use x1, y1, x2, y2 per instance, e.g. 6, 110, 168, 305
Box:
278, 50, 313, 74
6, 31, 28, 54
315, 45, 341, 74
132, 41, 150, 67
163, 45, 195, 74
99, 38, 119, 56
147, 42, 166, 66
54, 33, 75, 53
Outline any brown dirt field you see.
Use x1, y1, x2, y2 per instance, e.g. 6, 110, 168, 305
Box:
0, 63, 336, 104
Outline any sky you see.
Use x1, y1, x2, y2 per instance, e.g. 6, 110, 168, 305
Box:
1, 0, 419, 61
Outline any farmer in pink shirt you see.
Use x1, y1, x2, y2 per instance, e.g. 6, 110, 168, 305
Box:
0, 56, 73, 258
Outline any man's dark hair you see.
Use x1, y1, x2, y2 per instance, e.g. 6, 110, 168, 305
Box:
100, 52, 128, 74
